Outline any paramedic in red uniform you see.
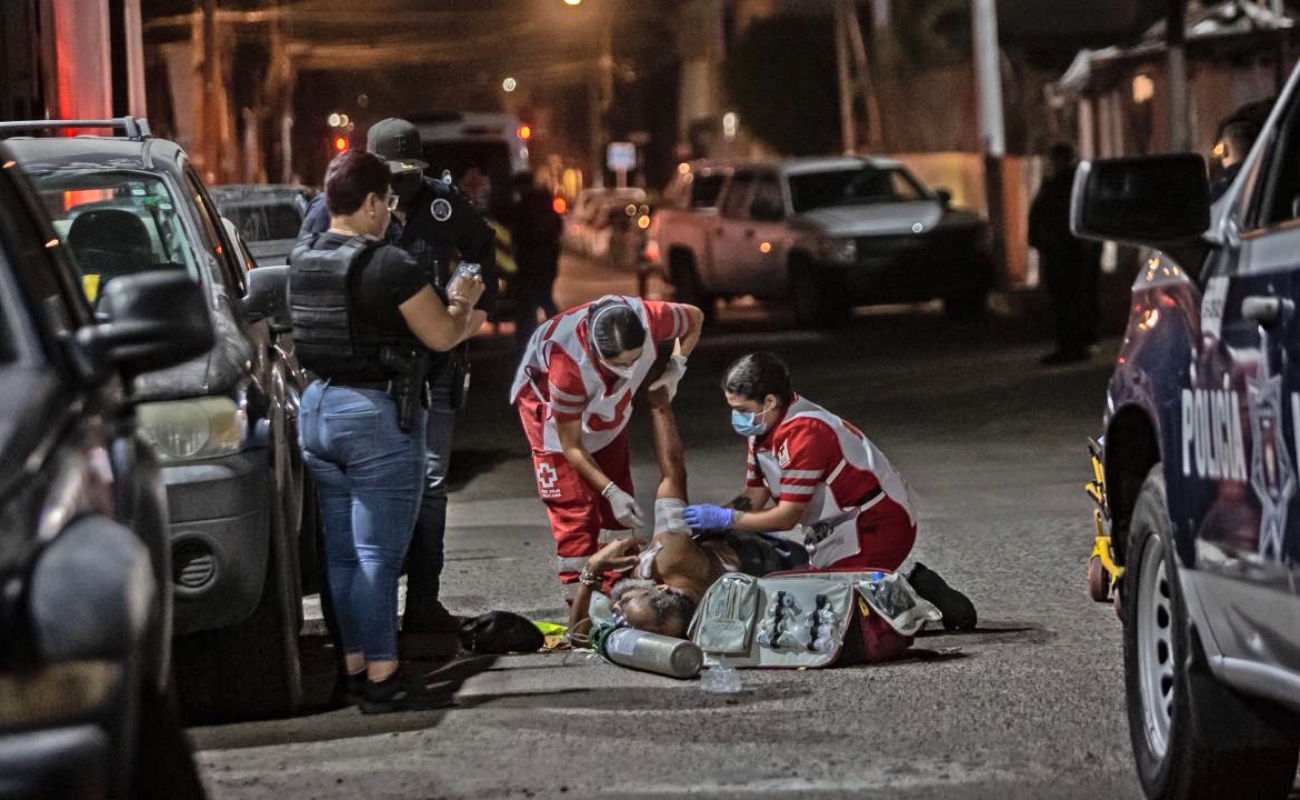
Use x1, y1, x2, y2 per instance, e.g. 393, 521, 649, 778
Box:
512, 295, 704, 598
683, 351, 916, 572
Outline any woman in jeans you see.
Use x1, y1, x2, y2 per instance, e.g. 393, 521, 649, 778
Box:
293, 150, 484, 713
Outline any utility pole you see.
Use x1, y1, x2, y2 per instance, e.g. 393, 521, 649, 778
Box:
1271, 0, 1288, 96
1166, 0, 1190, 152
835, 0, 856, 154
834, 0, 881, 153
842, 0, 881, 150
198, 0, 221, 182
971, 0, 1006, 282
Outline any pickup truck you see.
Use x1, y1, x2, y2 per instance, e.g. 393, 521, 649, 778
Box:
655, 156, 992, 326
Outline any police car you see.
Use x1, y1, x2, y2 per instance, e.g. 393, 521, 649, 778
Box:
1073, 76, 1300, 797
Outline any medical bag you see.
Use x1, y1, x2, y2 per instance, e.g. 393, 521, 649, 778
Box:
686, 569, 940, 669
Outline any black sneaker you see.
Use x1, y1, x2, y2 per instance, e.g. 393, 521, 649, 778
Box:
358, 672, 455, 715
907, 562, 978, 631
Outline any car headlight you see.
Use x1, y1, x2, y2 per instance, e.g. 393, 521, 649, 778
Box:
137, 397, 247, 462
817, 237, 857, 264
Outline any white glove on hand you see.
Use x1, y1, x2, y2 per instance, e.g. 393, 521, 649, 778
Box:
648, 354, 688, 401
602, 481, 646, 528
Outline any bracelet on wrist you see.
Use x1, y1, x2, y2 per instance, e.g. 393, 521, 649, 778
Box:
578, 564, 603, 587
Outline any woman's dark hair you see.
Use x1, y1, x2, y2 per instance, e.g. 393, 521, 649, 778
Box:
587, 296, 646, 359
723, 352, 794, 405
324, 150, 390, 216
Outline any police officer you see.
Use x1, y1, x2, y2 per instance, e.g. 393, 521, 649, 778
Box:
291, 149, 485, 711
299, 118, 498, 638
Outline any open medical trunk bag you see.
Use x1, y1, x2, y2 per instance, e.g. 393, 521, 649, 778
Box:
687, 570, 940, 669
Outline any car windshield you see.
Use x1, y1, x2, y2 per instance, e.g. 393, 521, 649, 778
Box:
787, 166, 929, 213
220, 201, 303, 242
29, 170, 201, 301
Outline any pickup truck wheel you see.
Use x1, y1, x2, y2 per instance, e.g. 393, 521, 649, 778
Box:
1123, 466, 1299, 799
174, 482, 303, 722
791, 261, 849, 328
668, 251, 715, 320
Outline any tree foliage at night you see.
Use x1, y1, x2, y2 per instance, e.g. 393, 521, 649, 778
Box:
724, 15, 840, 156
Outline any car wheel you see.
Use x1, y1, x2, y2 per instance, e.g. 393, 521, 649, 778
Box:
668, 250, 715, 320
1123, 465, 1299, 799
175, 483, 303, 722
790, 258, 849, 329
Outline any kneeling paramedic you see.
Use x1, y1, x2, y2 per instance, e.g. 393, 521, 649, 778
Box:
290, 150, 484, 713
684, 352, 976, 630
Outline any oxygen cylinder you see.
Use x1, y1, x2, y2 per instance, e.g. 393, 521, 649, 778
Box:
594, 627, 703, 679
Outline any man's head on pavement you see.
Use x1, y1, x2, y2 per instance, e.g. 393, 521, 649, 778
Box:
367, 118, 428, 207
610, 578, 695, 639
723, 352, 792, 436
588, 296, 646, 376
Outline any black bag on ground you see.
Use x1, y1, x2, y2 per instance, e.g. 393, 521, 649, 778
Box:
459, 611, 544, 654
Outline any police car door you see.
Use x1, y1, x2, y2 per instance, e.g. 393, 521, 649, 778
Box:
1192, 88, 1300, 674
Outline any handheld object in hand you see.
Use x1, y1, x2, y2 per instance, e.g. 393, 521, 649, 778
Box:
453, 262, 482, 281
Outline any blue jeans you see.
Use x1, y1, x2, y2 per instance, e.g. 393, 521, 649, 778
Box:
299, 381, 427, 661
404, 363, 456, 626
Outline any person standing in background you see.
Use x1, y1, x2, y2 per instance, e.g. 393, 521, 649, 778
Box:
508, 171, 563, 353
1029, 142, 1102, 365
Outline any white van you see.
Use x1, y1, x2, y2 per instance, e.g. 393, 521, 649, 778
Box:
411, 112, 530, 218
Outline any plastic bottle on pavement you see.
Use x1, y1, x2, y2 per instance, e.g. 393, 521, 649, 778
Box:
700, 655, 743, 694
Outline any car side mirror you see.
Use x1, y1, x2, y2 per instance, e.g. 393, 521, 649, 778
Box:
935, 188, 952, 206
241, 264, 290, 331
1072, 154, 1211, 272
75, 270, 214, 382
1072, 155, 1210, 245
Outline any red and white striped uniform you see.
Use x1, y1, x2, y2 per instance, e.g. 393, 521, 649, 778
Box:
512, 296, 697, 594
747, 396, 916, 570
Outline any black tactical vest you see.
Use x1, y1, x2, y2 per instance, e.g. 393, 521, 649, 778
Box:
288, 236, 420, 379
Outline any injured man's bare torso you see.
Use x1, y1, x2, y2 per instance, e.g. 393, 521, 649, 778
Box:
572, 501, 810, 640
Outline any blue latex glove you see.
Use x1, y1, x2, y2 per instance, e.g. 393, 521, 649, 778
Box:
682, 503, 735, 531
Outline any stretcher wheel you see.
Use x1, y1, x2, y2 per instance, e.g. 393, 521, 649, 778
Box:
1087, 555, 1110, 602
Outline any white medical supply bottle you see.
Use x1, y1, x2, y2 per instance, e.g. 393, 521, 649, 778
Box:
594, 626, 704, 679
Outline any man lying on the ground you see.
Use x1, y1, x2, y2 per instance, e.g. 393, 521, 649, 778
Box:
567, 385, 808, 643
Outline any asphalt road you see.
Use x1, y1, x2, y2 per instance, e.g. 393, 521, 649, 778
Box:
190, 254, 1146, 799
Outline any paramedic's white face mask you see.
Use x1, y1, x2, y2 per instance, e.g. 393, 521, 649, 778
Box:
600, 358, 636, 380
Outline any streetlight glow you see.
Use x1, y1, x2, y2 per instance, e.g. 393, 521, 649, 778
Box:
503, 77, 517, 93
327, 112, 342, 127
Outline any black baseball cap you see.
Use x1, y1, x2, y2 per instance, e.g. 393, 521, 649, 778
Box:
366, 117, 428, 173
